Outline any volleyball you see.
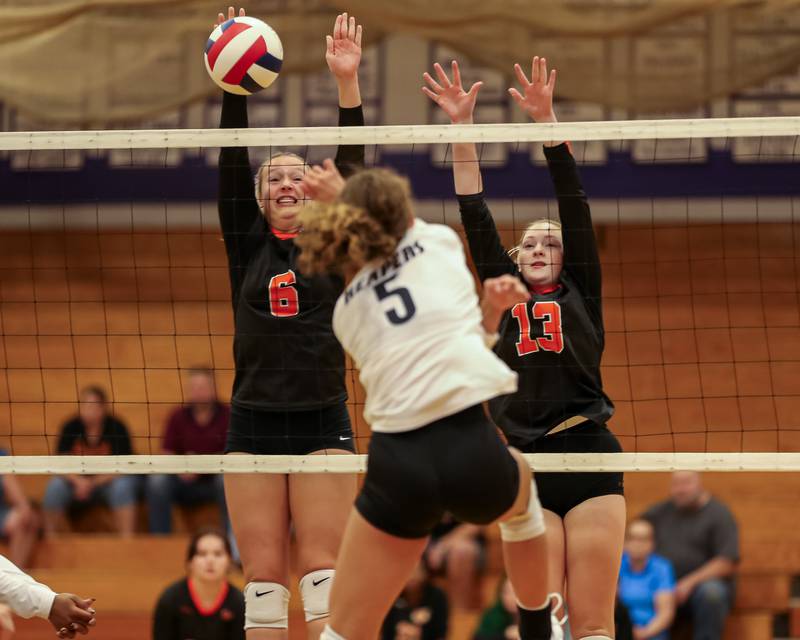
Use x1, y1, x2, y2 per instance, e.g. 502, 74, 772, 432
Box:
204, 16, 283, 95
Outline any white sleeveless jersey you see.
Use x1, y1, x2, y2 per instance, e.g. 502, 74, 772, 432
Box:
333, 219, 518, 433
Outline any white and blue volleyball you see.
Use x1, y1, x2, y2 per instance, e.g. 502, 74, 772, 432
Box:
204, 16, 283, 95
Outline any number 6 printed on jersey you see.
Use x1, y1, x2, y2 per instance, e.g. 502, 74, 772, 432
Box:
269, 270, 299, 318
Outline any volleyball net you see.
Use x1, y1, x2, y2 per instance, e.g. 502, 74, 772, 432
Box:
1, 116, 799, 474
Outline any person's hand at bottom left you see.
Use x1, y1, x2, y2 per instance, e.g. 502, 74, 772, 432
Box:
49, 594, 95, 638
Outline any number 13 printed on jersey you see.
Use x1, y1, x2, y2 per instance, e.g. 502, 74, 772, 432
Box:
511, 301, 564, 356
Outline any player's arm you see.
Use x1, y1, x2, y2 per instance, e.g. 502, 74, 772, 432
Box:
509, 57, 602, 308
215, 7, 263, 302
423, 61, 517, 281
326, 13, 366, 177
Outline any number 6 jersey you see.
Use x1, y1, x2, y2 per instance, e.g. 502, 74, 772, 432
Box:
218, 92, 364, 410
458, 143, 615, 448
333, 219, 518, 434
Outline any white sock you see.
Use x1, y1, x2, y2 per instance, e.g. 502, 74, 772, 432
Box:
321, 625, 346, 640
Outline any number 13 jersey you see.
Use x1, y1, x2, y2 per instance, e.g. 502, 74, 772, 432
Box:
458, 143, 615, 448
333, 219, 518, 434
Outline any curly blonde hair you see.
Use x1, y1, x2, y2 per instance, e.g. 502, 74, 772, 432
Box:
295, 168, 412, 276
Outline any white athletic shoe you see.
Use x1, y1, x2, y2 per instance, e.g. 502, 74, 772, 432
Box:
549, 593, 568, 640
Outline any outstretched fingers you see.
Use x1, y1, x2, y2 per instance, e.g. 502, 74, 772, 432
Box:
514, 62, 531, 88
451, 60, 462, 88
422, 71, 445, 94
433, 62, 453, 88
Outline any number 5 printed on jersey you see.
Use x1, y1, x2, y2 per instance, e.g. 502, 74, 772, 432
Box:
375, 274, 416, 325
269, 270, 299, 318
511, 301, 564, 355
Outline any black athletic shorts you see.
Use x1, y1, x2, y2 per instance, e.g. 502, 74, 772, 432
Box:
356, 404, 520, 539
225, 402, 355, 455
518, 421, 624, 518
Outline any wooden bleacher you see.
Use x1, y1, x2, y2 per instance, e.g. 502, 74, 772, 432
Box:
3, 472, 798, 639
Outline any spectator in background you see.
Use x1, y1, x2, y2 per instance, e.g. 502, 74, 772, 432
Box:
0, 451, 39, 569
473, 578, 519, 640
382, 560, 448, 640
643, 472, 739, 640
152, 528, 244, 640
42, 386, 138, 537
146, 368, 229, 534
618, 519, 676, 640
424, 514, 485, 609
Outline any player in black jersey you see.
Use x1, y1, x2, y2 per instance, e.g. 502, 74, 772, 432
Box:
153, 529, 245, 640
425, 58, 625, 640
215, 7, 365, 638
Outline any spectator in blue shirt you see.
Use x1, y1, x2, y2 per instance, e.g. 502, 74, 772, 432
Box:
618, 519, 676, 640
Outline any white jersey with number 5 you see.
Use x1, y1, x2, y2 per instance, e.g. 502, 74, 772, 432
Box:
333, 219, 518, 434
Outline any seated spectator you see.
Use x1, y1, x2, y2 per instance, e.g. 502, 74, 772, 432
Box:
643, 472, 739, 640
424, 513, 485, 609
473, 578, 518, 640
146, 368, 229, 535
0, 451, 39, 569
42, 386, 139, 537
152, 528, 243, 640
474, 580, 566, 640
382, 560, 448, 640
618, 519, 676, 640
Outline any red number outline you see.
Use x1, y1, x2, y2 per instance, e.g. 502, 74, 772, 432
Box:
268, 270, 299, 318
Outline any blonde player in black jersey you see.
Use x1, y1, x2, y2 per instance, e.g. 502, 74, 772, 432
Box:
295, 166, 552, 640
425, 58, 625, 640
215, 7, 365, 639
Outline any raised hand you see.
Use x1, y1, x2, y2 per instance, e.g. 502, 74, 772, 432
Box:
483, 275, 530, 313
214, 6, 244, 29
302, 159, 345, 204
422, 61, 482, 124
508, 56, 557, 123
326, 13, 363, 80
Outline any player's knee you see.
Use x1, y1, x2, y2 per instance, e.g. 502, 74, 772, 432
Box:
243, 582, 290, 629
299, 569, 334, 622
499, 480, 546, 542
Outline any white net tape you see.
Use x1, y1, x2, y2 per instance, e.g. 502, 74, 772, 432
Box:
0, 453, 799, 474
1, 116, 799, 150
